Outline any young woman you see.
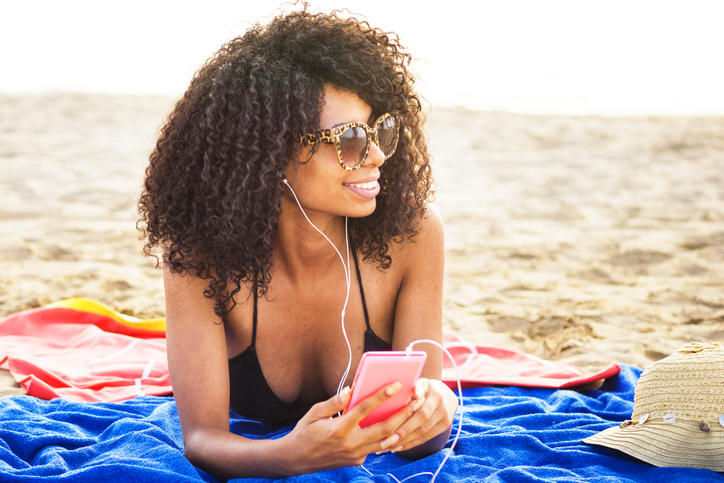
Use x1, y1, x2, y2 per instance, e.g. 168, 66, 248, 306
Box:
137, 6, 457, 480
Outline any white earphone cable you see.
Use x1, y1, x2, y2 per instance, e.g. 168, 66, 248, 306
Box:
282, 180, 463, 482
282, 180, 353, 395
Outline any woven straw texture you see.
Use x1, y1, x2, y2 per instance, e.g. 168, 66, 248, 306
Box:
584, 342, 724, 471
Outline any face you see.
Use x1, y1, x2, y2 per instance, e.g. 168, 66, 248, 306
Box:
284, 85, 387, 220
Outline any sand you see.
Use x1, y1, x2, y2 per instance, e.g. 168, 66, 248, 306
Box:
1, 93, 723, 375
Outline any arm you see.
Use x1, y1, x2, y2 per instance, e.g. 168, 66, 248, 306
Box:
164, 268, 290, 479
164, 268, 421, 479
387, 205, 458, 456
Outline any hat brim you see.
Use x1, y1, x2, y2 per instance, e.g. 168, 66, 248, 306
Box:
584, 420, 724, 472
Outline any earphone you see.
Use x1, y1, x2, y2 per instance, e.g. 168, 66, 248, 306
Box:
282, 178, 462, 483
283, 178, 355, 393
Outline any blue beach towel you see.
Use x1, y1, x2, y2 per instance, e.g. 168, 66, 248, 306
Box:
0, 365, 721, 482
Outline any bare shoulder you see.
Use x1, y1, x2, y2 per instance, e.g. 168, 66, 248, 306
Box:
391, 204, 445, 267
164, 268, 217, 318
417, 204, 444, 242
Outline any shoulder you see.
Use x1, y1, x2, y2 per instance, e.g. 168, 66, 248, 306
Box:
391, 204, 445, 269
408, 203, 444, 249
417, 204, 444, 241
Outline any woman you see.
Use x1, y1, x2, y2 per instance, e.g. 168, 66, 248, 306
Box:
137, 6, 457, 480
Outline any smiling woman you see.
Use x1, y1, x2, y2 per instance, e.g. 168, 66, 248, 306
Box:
136, 4, 456, 480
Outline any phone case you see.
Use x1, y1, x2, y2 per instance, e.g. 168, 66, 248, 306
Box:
344, 350, 427, 428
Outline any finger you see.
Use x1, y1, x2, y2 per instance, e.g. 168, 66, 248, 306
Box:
393, 380, 459, 451
306, 386, 352, 420
365, 397, 422, 451
391, 395, 445, 450
393, 422, 455, 458
392, 405, 433, 448
365, 385, 431, 453
324, 382, 411, 457
344, 382, 402, 428
393, 418, 449, 452
413, 378, 430, 400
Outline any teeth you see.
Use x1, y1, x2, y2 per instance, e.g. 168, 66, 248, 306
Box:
347, 181, 377, 189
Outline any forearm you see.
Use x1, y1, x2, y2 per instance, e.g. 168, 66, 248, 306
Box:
184, 427, 297, 480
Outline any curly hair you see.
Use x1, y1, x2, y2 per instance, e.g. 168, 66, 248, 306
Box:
137, 5, 433, 318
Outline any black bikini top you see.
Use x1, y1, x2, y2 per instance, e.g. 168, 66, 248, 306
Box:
228, 240, 392, 424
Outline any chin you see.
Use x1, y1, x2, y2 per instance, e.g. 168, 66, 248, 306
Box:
345, 200, 377, 219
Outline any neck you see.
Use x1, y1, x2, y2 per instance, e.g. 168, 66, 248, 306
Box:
274, 197, 350, 280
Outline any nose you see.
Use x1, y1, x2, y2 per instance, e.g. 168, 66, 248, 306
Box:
363, 139, 386, 168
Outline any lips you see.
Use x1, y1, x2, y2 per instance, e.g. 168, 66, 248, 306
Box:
343, 177, 380, 199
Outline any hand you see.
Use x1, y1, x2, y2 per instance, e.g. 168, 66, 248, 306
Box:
385, 378, 458, 453
278, 382, 418, 475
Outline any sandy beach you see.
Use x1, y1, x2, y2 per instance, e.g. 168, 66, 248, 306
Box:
1, 93, 723, 374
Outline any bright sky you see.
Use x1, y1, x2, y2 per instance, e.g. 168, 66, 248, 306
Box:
1, 0, 723, 115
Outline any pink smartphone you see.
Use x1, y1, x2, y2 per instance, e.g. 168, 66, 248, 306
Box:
343, 350, 427, 428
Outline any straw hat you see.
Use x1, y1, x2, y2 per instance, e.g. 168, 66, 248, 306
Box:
584, 342, 724, 471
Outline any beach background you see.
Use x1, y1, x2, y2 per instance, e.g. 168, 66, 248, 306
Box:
1, 0, 723, 376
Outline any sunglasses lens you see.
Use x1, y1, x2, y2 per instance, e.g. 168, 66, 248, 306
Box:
376, 116, 399, 157
339, 126, 368, 168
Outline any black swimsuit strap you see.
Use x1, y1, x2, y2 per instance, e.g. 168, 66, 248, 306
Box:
251, 235, 372, 345
251, 278, 258, 347
349, 236, 372, 331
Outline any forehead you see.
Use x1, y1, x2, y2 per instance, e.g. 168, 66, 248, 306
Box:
319, 85, 373, 129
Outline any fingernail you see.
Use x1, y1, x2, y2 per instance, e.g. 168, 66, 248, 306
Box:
386, 382, 402, 396
412, 397, 425, 411
340, 387, 351, 400
380, 433, 400, 450
392, 446, 403, 453
375, 450, 389, 455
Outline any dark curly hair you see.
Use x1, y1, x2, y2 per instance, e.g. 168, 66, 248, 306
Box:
137, 5, 433, 318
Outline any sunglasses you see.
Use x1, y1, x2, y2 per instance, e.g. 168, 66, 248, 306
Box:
298, 113, 399, 171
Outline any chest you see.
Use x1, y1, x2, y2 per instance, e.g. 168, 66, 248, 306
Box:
224, 262, 399, 405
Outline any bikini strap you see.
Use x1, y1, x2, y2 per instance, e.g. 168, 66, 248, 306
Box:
349, 237, 372, 331
252, 238, 370, 343
251, 277, 259, 347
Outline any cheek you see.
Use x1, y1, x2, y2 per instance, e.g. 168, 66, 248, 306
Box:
283, 164, 332, 207
290, 152, 345, 188
283, 148, 356, 212
283, 163, 297, 185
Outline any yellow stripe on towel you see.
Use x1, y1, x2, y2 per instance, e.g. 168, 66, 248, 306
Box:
45, 298, 166, 333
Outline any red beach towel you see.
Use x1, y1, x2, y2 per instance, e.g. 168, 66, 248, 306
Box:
0, 305, 171, 402
441, 331, 620, 389
0, 301, 619, 403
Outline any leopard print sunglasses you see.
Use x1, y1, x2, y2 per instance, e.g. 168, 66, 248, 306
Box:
298, 113, 399, 171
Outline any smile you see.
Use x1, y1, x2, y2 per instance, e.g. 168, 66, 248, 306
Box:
344, 181, 378, 190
